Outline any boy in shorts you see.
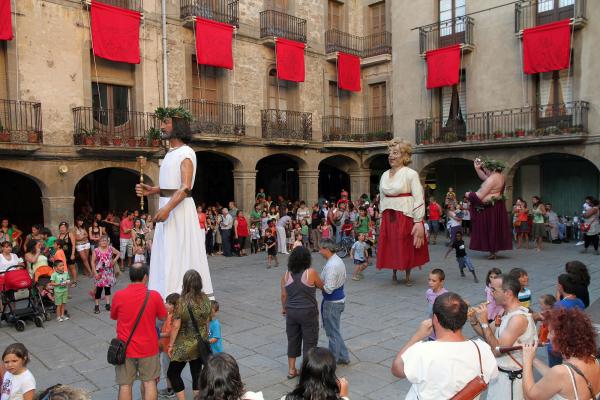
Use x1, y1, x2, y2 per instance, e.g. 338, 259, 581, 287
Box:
351, 233, 368, 281
50, 260, 70, 322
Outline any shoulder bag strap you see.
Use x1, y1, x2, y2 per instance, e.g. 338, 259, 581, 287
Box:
471, 340, 484, 377
125, 290, 150, 349
187, 303, 201, 335
564, 362, 597, 400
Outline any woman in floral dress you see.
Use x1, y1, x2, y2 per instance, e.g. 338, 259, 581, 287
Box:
90, 235, 120, 314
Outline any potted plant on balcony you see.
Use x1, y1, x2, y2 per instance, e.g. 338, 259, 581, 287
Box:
0, 124, 9, 142
82, 128, 96, 145
493, 130, 503, 139
27, 131, 38, 143
113, 135, 123, 146
545, 126, 560, 136
127, 136, 138, 147
515, 128, 525, 137
147, 127, 161, 147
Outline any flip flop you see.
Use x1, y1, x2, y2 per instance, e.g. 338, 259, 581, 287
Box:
287, 370, 298, 379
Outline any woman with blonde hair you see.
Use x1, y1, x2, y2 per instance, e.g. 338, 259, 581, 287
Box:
376, 139, 429, 286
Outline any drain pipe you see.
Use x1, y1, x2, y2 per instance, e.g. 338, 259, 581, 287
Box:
161, 0, 168, 106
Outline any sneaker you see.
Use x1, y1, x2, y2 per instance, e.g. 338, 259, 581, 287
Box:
352, 276, 360, 281
57, 316, 64, 322
158, 388, 176, 399
576, 241, 585, 246
94, 305, 100, 314
62, 315, 70, 321
105, 304, 111, 311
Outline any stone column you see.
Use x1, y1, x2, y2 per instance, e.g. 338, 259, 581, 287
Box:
349, 169, 371, 201
298, 170, 319, 206
41, 197, 75, 234
233, 170, 257, 213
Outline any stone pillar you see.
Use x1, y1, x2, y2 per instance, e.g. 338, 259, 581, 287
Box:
41, 197, 75, 234
233, 170, 257, 213
298, 170, 319, 206
349, 169, 371, 201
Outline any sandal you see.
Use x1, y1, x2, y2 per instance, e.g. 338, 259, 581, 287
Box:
71, 282, 77, 288
287, 369, 298, 379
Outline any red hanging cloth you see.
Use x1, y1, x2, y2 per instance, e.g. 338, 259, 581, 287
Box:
195, 17, 234, 70
91, 1, 141, 64
276, 38, 305, 82
337, 52, 361, 92
426, 44, 461, 89
523, 19, 571, 74
0, 0, 13, 41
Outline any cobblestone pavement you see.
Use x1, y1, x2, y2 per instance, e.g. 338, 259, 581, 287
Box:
0, 239, 598, 399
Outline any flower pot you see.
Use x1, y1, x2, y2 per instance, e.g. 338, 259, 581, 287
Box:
83, 136, 95, 146
516, 130, 525, 137
100, 137, 110, 146
422, 139, 430, 145
127, 138, 137, 147
113, 137, 123, 146
27, 131, 38, 143
151, 139, 160, 147
139, 138, 147, 147
0, 131, 10, 142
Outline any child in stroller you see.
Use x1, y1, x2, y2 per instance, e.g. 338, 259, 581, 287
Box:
34, 264, 55, 315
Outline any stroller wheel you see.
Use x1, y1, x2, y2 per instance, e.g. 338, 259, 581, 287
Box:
34, 315, 44, 328
44, 312, 51, 322
15, 320, 25, 332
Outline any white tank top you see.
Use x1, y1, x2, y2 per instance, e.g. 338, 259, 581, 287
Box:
495, 306, 537, 370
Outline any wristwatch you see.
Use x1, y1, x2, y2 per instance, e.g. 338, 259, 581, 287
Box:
480, 323, 489, 329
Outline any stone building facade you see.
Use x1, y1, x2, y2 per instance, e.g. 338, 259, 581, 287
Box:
1, 0, 393, 231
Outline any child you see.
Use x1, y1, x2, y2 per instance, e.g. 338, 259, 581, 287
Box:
426, 269, 448, 340
265, 230, 278, 269
484, 268, 503, 323
250, 223, 260, 254
341, 219, 354, 239
535, 294, 556, 344
444, 231, 478, 282
205, 220, 214, 256
351, 233, 368, 281
92, 240, 118, 314
51, 239, 67, 268
445, 186, 457, 207
208, 300, 223, 354
293, 233, 303, 249
133, 237, 146, 264
319, 220, 331, 241
50, 260, 70, 322
367, 220, 376, 259
260, 212, 269, 237
300, 219, 309, 246
158, 292, 179, 398
1, 343, 36, 399
509, 267, 531, 309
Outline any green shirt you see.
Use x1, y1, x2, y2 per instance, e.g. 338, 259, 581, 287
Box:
301, 225, 309, 235
533, 206, 545, 224
356, 215, 370, 234
250, 210, 262, 223
50, 271, 70, 293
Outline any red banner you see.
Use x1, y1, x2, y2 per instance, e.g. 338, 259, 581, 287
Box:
337, 52, 361, 92
0, 0, 13, 41
426, 44, 461, 89
91, 1, 141, 64
196, 17, 234, 70
276, 38, 305, 82
523, 19, 571, 74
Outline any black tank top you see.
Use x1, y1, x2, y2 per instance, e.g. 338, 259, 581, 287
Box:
285, 271, 317, 310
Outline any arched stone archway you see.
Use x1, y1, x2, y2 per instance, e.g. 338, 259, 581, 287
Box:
509, 153, 599, 216
256, 154, 300, 201
318, 155, 359, 202
420, 158, 481, 203
0, 169, 43, 236
194, 151, 235, 207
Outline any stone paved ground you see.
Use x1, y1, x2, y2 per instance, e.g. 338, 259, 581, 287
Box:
0, 239, 599, 399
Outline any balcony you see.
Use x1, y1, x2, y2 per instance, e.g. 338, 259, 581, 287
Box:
180, 99, 245, 141
325, 29, 392, 66
415, 101, 589, 148
0, 100, 43, 146
322, 116, 393, 145
72, 107, 161, 152
259, 10, 307, 44
261, 109, 312, 142
181, 0, 240, 27
83, 0, 142, 12
515, 0, 586, 34
418, 16, 474, 55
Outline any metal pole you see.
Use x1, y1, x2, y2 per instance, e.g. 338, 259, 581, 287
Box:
162, 0, 168, 106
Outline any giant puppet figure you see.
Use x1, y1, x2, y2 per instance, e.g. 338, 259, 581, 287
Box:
466, 157, 513, 259
135, 107, 214, 299
376, 139, 429, 285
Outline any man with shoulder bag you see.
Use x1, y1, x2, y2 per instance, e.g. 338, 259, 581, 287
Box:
392, 292, 498, 399
110, 263, 167, 400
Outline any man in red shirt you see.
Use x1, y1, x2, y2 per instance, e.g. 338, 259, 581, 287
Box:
111, 263, 167, 400
428, 197, 443, 245
119, 211, 134, 268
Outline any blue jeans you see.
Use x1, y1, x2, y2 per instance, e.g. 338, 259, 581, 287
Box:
457, 256, 474, 272
322, 301, 349, 362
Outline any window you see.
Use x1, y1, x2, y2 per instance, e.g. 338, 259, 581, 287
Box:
0, 42, 7, 100
439, 0, 465, 46
268, 68, 293, 110
328, 0, 343, 31
439, 72, 466, 140
328, 81, 349, 116
537, 69, 572, 127
266, 0, 288, 12
537, 0, 575, 26
369, 82, 387, 117
92, 83, 131, 126
369, 2, 386, 34
192, 58, 219, 101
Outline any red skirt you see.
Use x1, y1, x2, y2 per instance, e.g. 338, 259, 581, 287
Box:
376, 210, 430, 271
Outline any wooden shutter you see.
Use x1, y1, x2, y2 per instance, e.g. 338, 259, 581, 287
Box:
441, 76, 466, 122
92, 55, 135, 87
370, 82, 387, 117
369, 2, 386, 33
328, 0, 343, 30
267, 0, 288, 12
329, 81, 349, 116
268, 69, 288, 110
192, 60, 219, 101
0, 43, 7, 99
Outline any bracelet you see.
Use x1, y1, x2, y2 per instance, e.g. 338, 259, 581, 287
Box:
480, 323, 489, 329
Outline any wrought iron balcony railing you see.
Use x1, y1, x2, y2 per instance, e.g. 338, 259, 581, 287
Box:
260, 10, 307, 43
180, 0, 240, 27
90, 0, 142, 12
0, 100, 43, 144
322, 115, 393, 142
325, 29, 392, 58
415, 101, 589, 145
261, 109, 312, 141
418, 15, 474, 54
72, 107, 160, 147
515, 0, 586, 32
181, 99, 245, 137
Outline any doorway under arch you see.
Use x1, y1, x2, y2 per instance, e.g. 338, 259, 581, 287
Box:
421, 158, 480, 203
369, 154, 388, 196
194, 152, 234, 207
319, 155, 356, 202
0, 169, 43, 234
256, 154, 299, 201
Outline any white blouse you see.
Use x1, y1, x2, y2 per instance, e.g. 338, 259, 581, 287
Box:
379, 167, 425, 222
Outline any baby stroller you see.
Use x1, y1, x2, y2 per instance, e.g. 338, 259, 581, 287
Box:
34, 265, 56, 320
0, 266, 45, 331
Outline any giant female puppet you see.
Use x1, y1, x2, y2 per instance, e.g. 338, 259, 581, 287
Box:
466, 158, 513, 259
135, 107, 214, 299
376, 139, 429, 285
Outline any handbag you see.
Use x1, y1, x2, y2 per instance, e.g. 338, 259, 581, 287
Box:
514, 220, 522, 227
107, 290, 150, 365
449, 341, 488, 400
187, 303, 213, 364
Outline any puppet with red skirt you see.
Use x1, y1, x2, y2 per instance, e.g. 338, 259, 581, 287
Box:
376, 139, 429, 285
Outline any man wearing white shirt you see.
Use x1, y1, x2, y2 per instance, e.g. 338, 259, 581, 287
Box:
276, 214, 291, 255
392, 292, 497, 400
